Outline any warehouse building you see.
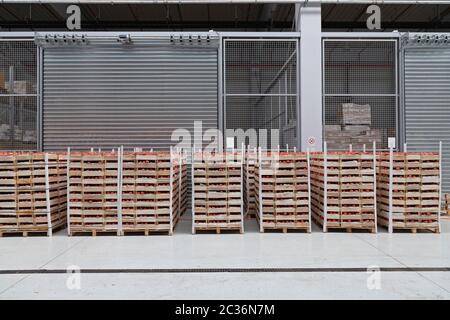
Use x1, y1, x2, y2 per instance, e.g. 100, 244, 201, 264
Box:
1, 0, 450, 301
0, 0, 450, 193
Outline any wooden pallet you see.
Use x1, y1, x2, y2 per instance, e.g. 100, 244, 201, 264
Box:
310, 152, 376, 233
377, 217, 439, 233
260, 226, 310, 233
193, 225, 243, 234
192, 152, 244, 234
377, 152, 440, 233
255, 152, 311, 232
69, 229, 122, 237
0, 152, 67, 236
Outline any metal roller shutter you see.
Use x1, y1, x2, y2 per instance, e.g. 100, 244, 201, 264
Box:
403, 46, 450, 193
42, 37, 218, 151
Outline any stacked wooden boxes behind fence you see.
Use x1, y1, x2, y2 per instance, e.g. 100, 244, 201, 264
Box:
67, 151, 186, 236
310, 151, 377, 232
0, 153, 66, 236
377, 152, 440, 233
324, 103, 383, 151
192, 152, 243, 233
255, 152, 311, 233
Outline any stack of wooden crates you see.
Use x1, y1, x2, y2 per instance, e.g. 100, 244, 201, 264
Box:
255, 152, 311, 233
377, 152, 440, 233
310, 152, 377, 232
67, 150, 186, 236
192, 152, 243, 234
67, 152, 120, 235
0, 152, 66, 236
121, 152, 186, 235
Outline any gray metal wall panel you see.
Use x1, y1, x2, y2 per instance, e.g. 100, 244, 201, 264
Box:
43, 44, 218, 151
404, 46, 450, 192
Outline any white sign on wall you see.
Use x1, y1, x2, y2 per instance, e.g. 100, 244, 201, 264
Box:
388, 137, 396, 149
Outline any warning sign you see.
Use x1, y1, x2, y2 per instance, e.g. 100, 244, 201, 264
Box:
307, 136, 316, 146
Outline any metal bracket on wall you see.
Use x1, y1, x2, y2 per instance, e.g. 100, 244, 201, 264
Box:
169, 33, 218, 48
34, 33, 89, 47
402, 32, 450, 47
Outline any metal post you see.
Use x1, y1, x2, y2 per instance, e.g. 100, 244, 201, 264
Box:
388, 146, 394, 233
300, 4, 322, 151
438, 141, 442, 233
169, 146, 174, 235
245, 145, 250, 218
218, 33, 224, 149
323, 141, 328, 232
178, 148, 182, 217
404, 143, 407, 152
296, 38, 301, 151
66, 147, 71, 236
38, 46, 43, 151
116, 146, 123, 236
240, 143, 244, 233
8, 66, 15, 145
373, 141, 378, 233
191, 147, 196, 234
44, 153, 52, 236
258, 146, 263, 233
307, 148, 312, 233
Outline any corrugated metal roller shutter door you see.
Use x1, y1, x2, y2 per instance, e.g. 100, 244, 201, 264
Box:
43, 43, 218, 151
404, 47, 450, 193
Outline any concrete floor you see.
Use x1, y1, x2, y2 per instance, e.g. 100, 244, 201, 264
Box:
0, 216, 449, 300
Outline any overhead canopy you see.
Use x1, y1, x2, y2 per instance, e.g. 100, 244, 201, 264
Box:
0, 3, 450, 31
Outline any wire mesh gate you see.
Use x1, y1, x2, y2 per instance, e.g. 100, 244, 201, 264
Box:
322, 39, 398, 151
223, 38, 299, 150
0, 40, 39, 151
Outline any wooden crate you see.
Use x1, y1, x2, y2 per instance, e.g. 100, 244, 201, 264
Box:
310, 152, 377, 233
0, 152, 67, 236
377, 152, 440, 233
67, 150, 186, 236
255, 152, 311, 233
244, 150, 257, 218
192, 152, 243, 234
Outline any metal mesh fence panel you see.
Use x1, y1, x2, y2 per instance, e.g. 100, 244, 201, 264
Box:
224, 39, 298, 150
0, 40, 38, 150
323, 40, 398, 151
